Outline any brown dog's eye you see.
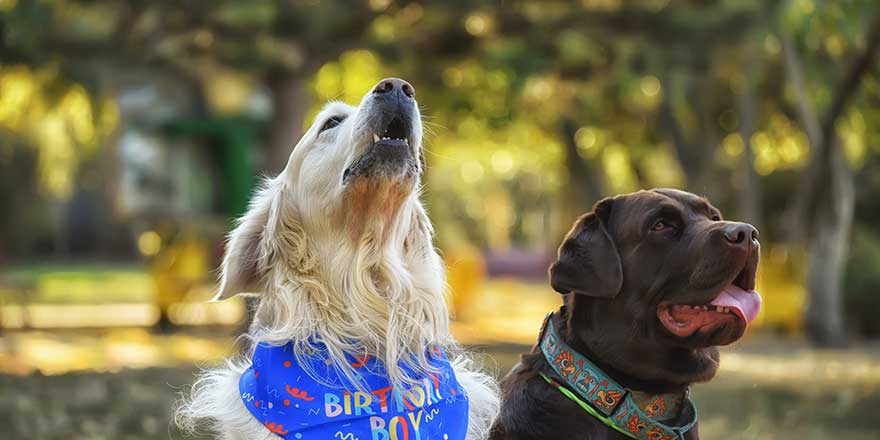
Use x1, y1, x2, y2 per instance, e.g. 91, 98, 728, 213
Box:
651, 220, 669, 232
711, 214, 721, 221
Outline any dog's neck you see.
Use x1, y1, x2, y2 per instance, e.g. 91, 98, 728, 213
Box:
250, 189, 450, 389
340, 176, 418, 242
556, 301, 693, 395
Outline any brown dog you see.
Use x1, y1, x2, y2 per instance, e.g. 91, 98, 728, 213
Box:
490, 189, 762, 440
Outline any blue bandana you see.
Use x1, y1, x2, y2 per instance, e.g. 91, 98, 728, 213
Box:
239, 341, 469, 440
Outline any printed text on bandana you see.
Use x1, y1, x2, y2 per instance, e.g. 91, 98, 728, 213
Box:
323, 373, 447, 440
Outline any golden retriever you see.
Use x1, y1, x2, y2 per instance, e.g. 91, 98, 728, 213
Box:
176, 78, 499, 440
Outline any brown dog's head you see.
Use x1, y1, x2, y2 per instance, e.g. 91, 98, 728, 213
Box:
549, 188, 761, 385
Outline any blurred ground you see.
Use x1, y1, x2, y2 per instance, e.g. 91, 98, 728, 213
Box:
2, 337, 879, 440
2, 277, 879, 439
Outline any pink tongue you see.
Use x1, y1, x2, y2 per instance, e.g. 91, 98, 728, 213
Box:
711, 285, 762, 324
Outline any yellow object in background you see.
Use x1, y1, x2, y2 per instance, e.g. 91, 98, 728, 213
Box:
445, 246, 487, 322
148, 229, 210, 326
752, 245, 806, 334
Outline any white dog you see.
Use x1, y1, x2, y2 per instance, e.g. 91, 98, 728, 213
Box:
176, 78, 499, 440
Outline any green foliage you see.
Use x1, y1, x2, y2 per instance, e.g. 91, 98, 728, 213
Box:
2, 0, 880, 336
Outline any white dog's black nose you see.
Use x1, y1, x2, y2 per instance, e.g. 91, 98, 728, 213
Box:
373, 78, 415, 98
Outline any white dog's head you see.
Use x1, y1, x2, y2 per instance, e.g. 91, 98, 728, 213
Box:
214, 78, 449, 387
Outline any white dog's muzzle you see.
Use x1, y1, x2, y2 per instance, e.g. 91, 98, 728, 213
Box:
343, 78, 421, 184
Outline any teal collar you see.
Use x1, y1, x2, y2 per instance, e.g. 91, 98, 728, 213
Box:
538, 312, 698, 440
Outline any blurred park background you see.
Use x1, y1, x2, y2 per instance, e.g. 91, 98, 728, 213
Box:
1, 0, 880, 438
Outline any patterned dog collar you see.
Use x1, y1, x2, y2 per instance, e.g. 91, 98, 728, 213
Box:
538, 312, 698, 440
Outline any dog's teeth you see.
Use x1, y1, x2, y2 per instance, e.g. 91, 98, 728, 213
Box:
373, 133, 380, 143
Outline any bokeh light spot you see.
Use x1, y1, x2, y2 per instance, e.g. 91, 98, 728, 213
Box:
640, 75, 661, 97
461, 161, 485, 183
491, 151, 514, 176
138, 231, 162, 257
465, 14, 492, 36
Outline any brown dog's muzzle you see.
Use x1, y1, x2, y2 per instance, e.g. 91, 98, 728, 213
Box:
720, 222, 759, 256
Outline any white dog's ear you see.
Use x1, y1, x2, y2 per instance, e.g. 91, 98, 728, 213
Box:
213, 180, 306, 300
212, 187, 275, 301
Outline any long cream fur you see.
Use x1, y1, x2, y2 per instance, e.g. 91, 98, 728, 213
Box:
176, 90, 499, 439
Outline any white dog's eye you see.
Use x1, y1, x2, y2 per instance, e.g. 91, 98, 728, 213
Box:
320, 115, 346, 133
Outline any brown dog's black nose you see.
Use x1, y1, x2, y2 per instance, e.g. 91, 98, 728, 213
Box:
723, 223, 759, 247
373, 78, 415, 98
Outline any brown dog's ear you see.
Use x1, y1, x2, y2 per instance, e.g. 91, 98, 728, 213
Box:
549, 198, 623, 298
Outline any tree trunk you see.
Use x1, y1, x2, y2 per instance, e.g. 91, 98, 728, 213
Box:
783, 15, 880, 346
265, 72, 311, 175
658, 76, 716, 196
690, 78, 722, 199
736, 58, 761, 230
560, 117, 604, 211
781, 33, 822, 243
804, 143, 853, 347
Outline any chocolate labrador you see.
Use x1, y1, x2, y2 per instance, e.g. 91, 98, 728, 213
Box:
490, 189, 762, 440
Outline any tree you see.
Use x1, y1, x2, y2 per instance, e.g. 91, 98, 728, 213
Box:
782, 11, 880, 346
